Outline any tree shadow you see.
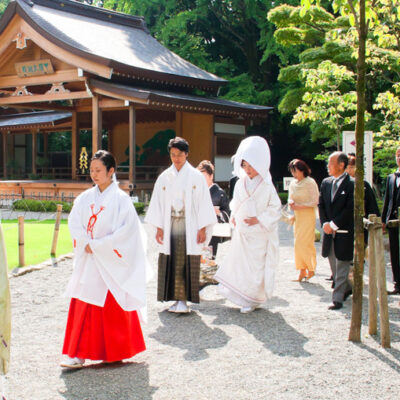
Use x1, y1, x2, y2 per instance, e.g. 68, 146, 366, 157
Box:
60, 361, 157, 400
149, 310, 231, 361
356, 342, 400, 372
201, 305, 311, 358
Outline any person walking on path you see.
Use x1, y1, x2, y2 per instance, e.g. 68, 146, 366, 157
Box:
319, 151, 354, 310
61, 150, 148, 369
197, 160, 231, 258
382, 147, 400, 295
288, 159, 319, 282
214, 136, 281, 313
145, 137, 217, 314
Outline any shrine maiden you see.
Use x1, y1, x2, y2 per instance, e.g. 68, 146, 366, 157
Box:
215, 136, 281, 313
145, 137, 216, 313
60, 150, 148, 369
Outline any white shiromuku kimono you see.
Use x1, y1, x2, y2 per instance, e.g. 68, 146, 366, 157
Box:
215, 136, 281, 307
145, 161, 217, 302
66, 181, 149, 318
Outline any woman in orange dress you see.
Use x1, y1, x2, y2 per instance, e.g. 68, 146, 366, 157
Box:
288, 159, 319, 281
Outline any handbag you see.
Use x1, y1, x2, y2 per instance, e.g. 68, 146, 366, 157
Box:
213, 210, 231, 237
280, 203, 295, 225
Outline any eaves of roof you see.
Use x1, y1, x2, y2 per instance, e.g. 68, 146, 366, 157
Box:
89, 79, 273, 119
0, 0, 227, 93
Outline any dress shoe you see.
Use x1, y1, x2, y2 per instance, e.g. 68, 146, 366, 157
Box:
328, 302, 343, 310
326, 275, 333, 281
387, 288, 400, 295
293, 269, 307, 282
306, 271, 315, 281
344, 289, 353, 301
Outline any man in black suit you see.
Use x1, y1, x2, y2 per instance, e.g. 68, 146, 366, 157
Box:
319, 151, 354, 310
382, 147, 400, 295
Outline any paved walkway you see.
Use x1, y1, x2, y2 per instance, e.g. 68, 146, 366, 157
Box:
4, 222, 400, 400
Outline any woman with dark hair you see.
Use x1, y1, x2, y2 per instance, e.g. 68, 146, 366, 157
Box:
60, 150, 149, 368
288, 159, 319, 281
145, 137, 216, 313
197, 160, 230, 257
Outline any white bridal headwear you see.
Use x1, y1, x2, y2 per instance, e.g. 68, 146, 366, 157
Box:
233, 136, 272, 184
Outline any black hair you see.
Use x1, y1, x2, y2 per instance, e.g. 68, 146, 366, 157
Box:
91, 150, 116, 171
336, 152, 349, 169
168, 137, 189, 153
197, 160, 214, 176
288, 159, 311, 177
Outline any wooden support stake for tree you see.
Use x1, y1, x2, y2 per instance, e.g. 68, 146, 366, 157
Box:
375, 215, 390, 348
368, 214, 377, 335
18, 215, 24, 266
51, 204, 63, 257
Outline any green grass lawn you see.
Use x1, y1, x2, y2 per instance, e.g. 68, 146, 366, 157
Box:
2, 219, 72, 269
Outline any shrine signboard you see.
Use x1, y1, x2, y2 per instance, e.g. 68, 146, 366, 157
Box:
15, 59, 54, 77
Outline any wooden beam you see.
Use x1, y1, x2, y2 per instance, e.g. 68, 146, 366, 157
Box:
9, 103, 74, 112
71, 111, 78, 180
0, 90, 91, 105
92, 95, 102, 154
128, 104, 136, 186
91, 87, 149, 105
31, 130, 37, 175
2, 132, 7, 179
76, 98, 127, 112
0, 69, 86, 89
176, 111, 182, 137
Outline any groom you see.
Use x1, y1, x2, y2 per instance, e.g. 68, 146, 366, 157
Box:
318, 151, 354, 310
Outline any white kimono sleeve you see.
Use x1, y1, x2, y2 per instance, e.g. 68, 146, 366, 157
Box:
257, 185, 282, 232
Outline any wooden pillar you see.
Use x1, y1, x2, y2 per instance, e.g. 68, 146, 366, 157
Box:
31, 130, 37, 175
128, 104, 136, 186
92, 95, 102, 154
71, 111, 78, 180
2, 132, 7, 179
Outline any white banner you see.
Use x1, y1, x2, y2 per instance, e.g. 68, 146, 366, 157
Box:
342, 131, 373, 185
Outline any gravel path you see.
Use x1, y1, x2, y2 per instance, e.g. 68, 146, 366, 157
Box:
4, 222, 400, 400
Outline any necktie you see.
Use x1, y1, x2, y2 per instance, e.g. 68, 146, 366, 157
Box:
332, 179, 339, 199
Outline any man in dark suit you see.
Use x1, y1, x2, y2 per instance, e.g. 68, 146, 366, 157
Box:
319, 151, 354, 310
381, 147, 400, 295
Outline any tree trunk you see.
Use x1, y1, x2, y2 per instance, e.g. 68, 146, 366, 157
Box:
349, 0, 367, 343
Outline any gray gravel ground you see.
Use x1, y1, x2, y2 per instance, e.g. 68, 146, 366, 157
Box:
4, 222, 400, 400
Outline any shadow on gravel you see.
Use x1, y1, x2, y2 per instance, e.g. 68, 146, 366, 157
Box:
60, 361, 157, 400
202, 306, 311, 358
295, 282, 332, 303
356, 343, 400, 373
150, 310, 231, 361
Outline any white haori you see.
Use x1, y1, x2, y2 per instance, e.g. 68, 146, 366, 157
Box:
145, 161, 217, 255
65, 182, 149, 318
215, 175, 281, 305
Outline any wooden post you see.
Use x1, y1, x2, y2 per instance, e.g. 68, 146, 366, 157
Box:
71, 111, 78, 180
18, 216, 24, 266
128, 104, 136, 186
374, 215, 390, 348
2, 132, 7, 179
368, 214, 377, 335
31, 130, 37, 175
43, 132, 48, 158
51, 204, 63, 257
92, 95, 102, 155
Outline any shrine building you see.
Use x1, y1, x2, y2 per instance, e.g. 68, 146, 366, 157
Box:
0, 0, 271, 199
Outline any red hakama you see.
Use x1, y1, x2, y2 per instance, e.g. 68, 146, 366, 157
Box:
62, 291, 146, 362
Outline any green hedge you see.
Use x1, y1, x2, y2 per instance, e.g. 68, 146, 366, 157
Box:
12, 199, 146, 215
278, 192, 288, 204
12, 199, 72, 213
